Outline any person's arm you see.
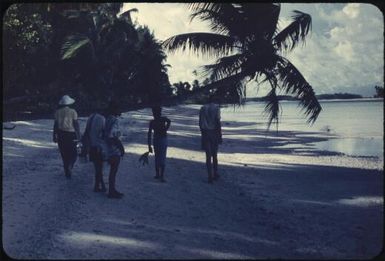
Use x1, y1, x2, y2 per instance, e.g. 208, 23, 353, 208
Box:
111, 118, 121, 139
53, 120, 58, 143
217, 107, 222, 144
199, 108, 205, 149
147, 121, 153, 153
72, 110, 81, 141
217, 119, 222, 144
199, 107, 203, 132
110, 118, 125, 156
73, 119, 81, 141
165, 117, 171, 130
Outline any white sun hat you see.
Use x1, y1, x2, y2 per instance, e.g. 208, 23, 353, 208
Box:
59, 95, 75, 105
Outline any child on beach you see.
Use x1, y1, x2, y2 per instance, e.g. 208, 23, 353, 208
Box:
104, 101, 125, 198
199, 95, 222, 183
148, 106, 171, 182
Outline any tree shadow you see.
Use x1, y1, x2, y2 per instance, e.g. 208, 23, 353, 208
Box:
3, 105, 383, 259
120, 106, 339, 156
46, 150, 383, 259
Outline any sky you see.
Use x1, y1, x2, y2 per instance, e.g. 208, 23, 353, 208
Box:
120, 3, 384, 97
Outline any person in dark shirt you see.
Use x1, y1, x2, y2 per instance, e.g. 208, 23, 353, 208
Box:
148, 106, 171, 182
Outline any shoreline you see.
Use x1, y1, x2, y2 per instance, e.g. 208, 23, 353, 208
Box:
4, 98, 383, 123
2, 104, 383, 259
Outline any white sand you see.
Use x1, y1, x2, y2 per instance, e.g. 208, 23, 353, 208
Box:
3, 105, 383, 259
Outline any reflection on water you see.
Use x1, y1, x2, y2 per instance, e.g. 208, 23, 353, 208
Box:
222, 99, 384, 158
313, 137, 383, 157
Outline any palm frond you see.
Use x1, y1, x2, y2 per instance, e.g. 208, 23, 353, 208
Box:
187, 3, 228, 13
190, 72, 245, 96
238, 3, 281, 40
277, 57, 321, 124
121, 8, 138, 16
162, 33, 237, 57
190, 4, 241, 35
61, 34, 93, 60
236, 81, 247, 104
273, 10, 312, 52
202, 53, 245, 81
263, 87, 281, 131
119, 8, 138, 24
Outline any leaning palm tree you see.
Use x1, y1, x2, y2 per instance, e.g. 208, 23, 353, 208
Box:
162, 3, 322, 129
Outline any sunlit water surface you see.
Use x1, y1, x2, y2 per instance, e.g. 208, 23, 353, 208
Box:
221, 99, 384, 158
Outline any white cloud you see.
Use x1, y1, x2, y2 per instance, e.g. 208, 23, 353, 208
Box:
282, 3, 383, 96
342, 3, 360, 18
333, 41, 354, 61
122, 3, 383, 97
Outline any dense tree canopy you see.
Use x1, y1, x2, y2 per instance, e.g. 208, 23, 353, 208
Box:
3, 3, 172, 119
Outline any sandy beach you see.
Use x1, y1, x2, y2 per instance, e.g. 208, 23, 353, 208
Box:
3, 104, 383, 259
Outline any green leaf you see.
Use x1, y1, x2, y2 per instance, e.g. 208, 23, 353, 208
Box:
61, 34, 92, 60
162, 33, 238, 58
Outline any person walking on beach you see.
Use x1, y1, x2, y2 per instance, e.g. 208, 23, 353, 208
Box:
53, 95, 81, 179
199, 95, 222, 183
104, 101, 125, 198
82, 109, 107, 192
148, 106, 171, 182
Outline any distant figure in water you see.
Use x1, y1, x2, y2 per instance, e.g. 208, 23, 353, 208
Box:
199, 95, 222, 183
104, 101, 125, 198
53, 95, 81, 179
83, 108, 107, 192
148, 106, 171, 182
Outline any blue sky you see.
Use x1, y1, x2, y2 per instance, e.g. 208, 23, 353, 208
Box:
121, 3, 383, 97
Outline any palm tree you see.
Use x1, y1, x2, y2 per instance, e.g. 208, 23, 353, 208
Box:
162, 3, 322, 129
59, 5, 139, 99
60, 6, 172, 106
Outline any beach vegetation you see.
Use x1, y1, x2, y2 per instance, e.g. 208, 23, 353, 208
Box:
162, 3, 322, 129
374, 85, 384, 98
3, 3, 172, 120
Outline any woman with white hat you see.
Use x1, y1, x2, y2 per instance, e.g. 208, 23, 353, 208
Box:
53, 95, 81, 178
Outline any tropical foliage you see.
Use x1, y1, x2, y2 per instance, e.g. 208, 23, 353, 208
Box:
3, 3, 172, 119
374, 85, 384, 98
162, 3, 322, 128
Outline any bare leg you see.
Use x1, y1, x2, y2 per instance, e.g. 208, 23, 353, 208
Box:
160, 165, 166, 182
93, 160, 105, 192
100, 172, 106, 191
108, 156, 122, 197
93, 161, 100, 191
155, 166, 160, 179
213, 152, 219, 180
205, 150, 213, 183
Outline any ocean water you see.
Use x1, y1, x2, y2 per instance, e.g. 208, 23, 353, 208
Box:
221, 99, 384, 158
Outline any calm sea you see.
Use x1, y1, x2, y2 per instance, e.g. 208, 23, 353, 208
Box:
221, 99, 384, 158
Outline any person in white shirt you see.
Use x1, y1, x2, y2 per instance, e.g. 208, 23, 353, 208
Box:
53, 95, 81, 179
199, 95, 222, 183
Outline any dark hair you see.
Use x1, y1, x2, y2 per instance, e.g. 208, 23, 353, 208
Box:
151, 106, 161, 118
208, 94, 215, 103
